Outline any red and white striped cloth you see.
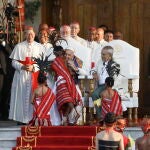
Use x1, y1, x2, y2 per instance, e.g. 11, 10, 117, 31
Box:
29, 88, 55, 126
102, 90, 122, 118
51, 57, 82, 110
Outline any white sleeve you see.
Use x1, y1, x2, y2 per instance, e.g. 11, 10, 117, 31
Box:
77, 62, 88, 76
12, 60, 23, 71
33, 64, 39, 72
78, 68, 87, 75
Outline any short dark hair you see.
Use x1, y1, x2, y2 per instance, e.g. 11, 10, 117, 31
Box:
104, 112, 116, 124
104, 30, 114, 35
98, 24, 108, 31
37, 72, 47, 84
53, 45, 65, 57
105, 77, 114, 87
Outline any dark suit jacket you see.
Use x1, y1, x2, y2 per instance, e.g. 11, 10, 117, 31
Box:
0, 45, 6, 75
106, 60, 120, 77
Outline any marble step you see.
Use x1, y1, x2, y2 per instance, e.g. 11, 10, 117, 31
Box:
0, 124, 21, 150
0, 127, 21, 138
124, 127, 144, 140
0, 148, 12, 150
0, 138, 17, 149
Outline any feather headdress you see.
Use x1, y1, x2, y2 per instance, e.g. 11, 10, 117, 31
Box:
32, 52, 52, 73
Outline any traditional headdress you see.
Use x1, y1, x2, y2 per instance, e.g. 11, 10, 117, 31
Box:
32, 53, 52, 73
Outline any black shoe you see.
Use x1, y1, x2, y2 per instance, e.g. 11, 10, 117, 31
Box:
17, 122, 26, 125
68, 123, 76, 126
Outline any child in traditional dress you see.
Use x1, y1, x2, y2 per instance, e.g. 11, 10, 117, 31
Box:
29, 72, 55, 126
101, 77, 122, 119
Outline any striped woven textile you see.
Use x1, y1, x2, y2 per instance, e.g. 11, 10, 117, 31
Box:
29, 88, 55, 126
102, 90, 122, 118
52, 57, 81, 110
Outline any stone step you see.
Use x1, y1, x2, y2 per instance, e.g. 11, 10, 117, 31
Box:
0, 138, 16, 149
0, 128, 20, 149
0, 120, 18, 127
0, 127, 21, 139
0, 148, 12, 150
0, 121, 21, 150
124, 127, 144, 140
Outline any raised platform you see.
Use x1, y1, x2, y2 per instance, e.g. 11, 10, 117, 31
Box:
0, 121, 144, 150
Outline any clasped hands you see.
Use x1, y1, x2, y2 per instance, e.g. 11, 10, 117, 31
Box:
21, 64, 34, 72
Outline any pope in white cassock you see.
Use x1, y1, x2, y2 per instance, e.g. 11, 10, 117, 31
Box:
58, 25, 92, 75
9, 27, 45, 124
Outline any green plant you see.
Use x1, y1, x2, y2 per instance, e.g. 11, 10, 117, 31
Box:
25, 0, 41, 23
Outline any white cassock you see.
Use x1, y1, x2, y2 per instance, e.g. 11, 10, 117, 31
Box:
91, 41, 108, 67
85, 40, 99, 64
96, 39, 108, 48
108, 40, 139, 111
42, 42, 61, 125
43, 42, 56, 89
43, 42, 55, 61
57, 37, 92, 75
9, 41, 44, 123
73, 36, 87, 46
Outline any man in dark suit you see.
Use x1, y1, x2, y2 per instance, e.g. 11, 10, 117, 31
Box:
0, 33, 18, 120
0, 41, 7, 119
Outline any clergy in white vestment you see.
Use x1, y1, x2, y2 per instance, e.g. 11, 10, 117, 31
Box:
38, 29, 61, 126
38, 29, 55, 88
70, 22, 87, 46
93, 28, 108, 65
38, 29, 55, 61
9, 26, 45, 124
104, 30, 114, 42
85, 27, 99, 66
96, 28, 108, 47
58, 25, 91, 75
108, 40, 139, 111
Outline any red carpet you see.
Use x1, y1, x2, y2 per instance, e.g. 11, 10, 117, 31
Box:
12, 126, 102, 150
